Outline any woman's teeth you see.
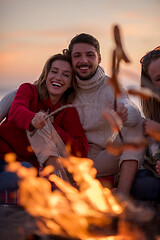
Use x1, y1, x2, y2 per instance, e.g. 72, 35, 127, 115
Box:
52, 82, 62, 87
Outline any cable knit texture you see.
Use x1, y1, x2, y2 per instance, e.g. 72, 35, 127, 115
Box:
73, 66, 142, 149
0, 66, 142, 149
0, 67, 144, 173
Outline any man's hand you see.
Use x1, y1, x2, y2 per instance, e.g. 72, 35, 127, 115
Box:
116, 102, 128, 123
31, 111, 47, 129
143, 119, 160, 141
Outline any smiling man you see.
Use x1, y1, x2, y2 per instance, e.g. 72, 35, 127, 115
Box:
68, 33, 145, 195
71, 42, 101, 80
0, 33, 145, 196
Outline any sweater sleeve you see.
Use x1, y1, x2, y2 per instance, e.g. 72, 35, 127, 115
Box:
53, 107, 89, 158
0, 89, 17, 123
104, 80, 142, 127
117, 93, 142, 127
8, 83, 36, 130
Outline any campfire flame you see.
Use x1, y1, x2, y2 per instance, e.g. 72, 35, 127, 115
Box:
3, 24, 159, 240
6, 154, 128, 239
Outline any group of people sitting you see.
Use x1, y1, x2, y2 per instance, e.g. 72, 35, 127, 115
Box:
0, 33, 159, 203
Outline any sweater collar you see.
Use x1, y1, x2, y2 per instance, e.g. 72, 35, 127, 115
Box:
43, 98, 61, 112
76, 66, 105, 90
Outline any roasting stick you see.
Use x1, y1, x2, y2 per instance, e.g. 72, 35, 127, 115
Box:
30, 104, 81, 137
29, 104, 84, 185
111, 25, 131, 143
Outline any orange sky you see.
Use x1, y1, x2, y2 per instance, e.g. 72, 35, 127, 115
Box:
0, 0, 160, 105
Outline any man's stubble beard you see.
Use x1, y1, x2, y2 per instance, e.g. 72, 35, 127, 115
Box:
74, 67, 98, 81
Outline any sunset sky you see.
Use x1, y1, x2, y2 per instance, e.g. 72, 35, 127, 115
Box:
0, 0, 160, 105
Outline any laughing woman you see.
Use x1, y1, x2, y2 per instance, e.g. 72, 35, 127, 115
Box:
131, 47, 160, 203
0, 51, 88, 191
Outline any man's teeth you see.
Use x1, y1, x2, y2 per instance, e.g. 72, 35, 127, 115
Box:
80, 67, 89, 70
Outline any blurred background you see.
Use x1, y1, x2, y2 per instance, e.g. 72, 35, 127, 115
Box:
0, 0, 160, 108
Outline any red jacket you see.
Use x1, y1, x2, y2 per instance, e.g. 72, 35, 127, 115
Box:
0, 83, 89, 169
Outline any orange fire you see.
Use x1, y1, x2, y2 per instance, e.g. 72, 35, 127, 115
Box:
6, 154, 129, 240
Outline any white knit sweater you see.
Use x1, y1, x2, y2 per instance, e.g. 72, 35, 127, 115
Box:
73, 66, 141, 148
0, 66, 141, 150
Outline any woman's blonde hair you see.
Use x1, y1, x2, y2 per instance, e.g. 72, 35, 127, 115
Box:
34, 50, 77, 104
140, 49, 160, 122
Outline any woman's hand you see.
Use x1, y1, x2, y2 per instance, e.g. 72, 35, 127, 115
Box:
116, 102, 128, 123
155, 160, 160, 175
31, 111, 47, 129
143, 119, 160, 141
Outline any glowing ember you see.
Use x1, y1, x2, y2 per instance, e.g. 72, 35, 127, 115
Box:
4, 152, 17, 163
27, 145, 34, 153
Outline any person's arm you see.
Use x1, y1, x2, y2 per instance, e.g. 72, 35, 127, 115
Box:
8, 83, 37, 130
0, 89, 17, 123
117, 94, 142, 127
116, 102, 128, 123
105, 82, 141, 127
31, 111, 47, 130
53, 107, 89, 158
143, 119, 160, 141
